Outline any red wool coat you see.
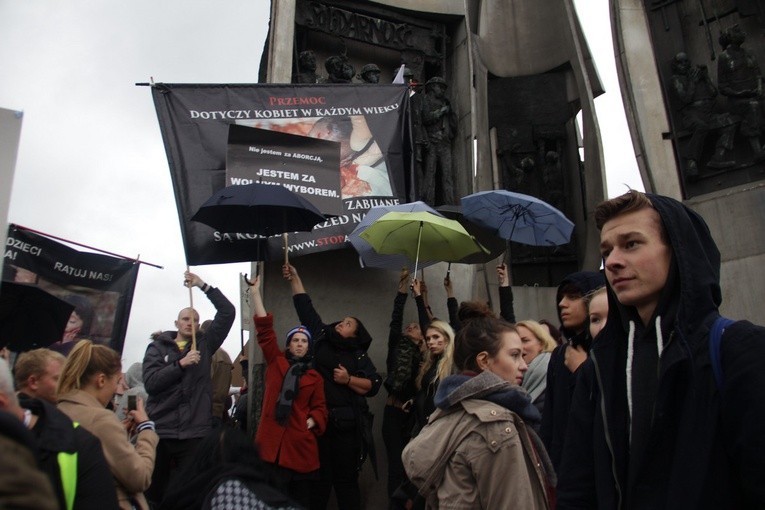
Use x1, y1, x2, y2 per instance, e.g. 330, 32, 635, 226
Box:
254, 313, 327, 473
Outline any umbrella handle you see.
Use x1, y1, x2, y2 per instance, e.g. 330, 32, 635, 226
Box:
413, 221, 423, 277
446, 262, 451, 280
186, 265, 197, 352
283, 233, 289, 266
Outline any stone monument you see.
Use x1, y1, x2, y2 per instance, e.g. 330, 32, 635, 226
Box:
611, 0, 765, 322
359, 63, 381, 83
418, 76, 457, 206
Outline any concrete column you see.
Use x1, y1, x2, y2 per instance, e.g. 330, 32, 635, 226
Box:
0, 108, 23, 278
611, 0, 682, 198
267, 0, 296, 84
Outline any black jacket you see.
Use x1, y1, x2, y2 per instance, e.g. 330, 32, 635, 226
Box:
384, 292, 423, 402
21, 396, 118, 510
0, 409, 58, 510
293, 293, 382, 411
143, 287, 235, 439
539, 271, 604, 470
557, 194, 765, 509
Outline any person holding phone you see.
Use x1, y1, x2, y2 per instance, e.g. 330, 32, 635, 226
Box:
114, 362, 147, 421
57, 341, 158, 510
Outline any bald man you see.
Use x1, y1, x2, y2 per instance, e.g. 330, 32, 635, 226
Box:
142, 271, 235, 506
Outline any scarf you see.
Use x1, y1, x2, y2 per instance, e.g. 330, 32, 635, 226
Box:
274, 352, 312, 425
522, 351, 551, 403
435, 371, 541, 425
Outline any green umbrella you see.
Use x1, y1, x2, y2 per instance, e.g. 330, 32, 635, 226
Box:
359, 211, 488, 275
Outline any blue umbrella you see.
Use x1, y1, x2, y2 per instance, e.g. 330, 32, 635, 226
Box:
461, 190, 574, 247
348, 201, 443, 271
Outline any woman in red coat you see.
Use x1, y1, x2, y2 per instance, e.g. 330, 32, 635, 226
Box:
249, 274, 328, 507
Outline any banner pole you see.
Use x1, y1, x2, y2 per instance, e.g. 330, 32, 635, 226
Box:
187, 265, 197, 351
12, 224, 163, 269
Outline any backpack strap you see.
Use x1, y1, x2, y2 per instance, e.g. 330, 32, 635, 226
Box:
709, 316, 736, 392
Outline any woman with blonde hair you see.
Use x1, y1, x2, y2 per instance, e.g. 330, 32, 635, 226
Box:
57, 341, 158, 510
515, 320, 557, 417
412, 320, 455, 436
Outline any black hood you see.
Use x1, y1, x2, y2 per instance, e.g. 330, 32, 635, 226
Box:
326, 316, 373, 351
556, 270, 605, 338
602, 193, 721, 347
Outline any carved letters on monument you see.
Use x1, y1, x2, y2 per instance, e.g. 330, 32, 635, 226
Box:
294, 0, 440, 58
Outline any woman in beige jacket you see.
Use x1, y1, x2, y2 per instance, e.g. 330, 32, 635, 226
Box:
58, 341, 158, 510
403, 317, 556, 509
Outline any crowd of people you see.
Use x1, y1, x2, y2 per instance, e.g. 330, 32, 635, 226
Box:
1, 190, 764, 509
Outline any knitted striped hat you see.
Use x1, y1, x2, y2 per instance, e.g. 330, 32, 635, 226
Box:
286, 325, 312, 348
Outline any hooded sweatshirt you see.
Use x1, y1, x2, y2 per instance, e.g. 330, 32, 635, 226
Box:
540, 270, 605, 470
115, 362, 148, 421
293, 293, 382, 411
556, 194, 765, 509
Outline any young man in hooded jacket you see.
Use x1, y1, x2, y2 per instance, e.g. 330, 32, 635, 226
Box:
539, 270, 604, 470
557, 190, 765, 509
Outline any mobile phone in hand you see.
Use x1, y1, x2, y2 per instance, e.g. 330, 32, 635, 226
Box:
127, 395, 137, 411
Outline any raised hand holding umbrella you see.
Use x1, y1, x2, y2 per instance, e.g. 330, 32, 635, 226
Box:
190, 182, 327, 346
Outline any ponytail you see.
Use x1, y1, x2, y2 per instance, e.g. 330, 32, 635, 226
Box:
454, 317, 517, 372
57, 340, 122, 396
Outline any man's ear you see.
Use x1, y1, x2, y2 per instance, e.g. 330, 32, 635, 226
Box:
26, 375, 39, 391
475, 351, 490, 371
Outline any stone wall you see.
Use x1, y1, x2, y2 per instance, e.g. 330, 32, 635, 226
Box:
686, 181, 765, 322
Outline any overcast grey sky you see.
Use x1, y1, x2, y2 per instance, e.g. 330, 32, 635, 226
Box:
0, 0, 641, 366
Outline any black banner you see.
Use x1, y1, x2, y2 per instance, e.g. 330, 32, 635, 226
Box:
151, 83, 410, 265
2, 225, 140, 354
